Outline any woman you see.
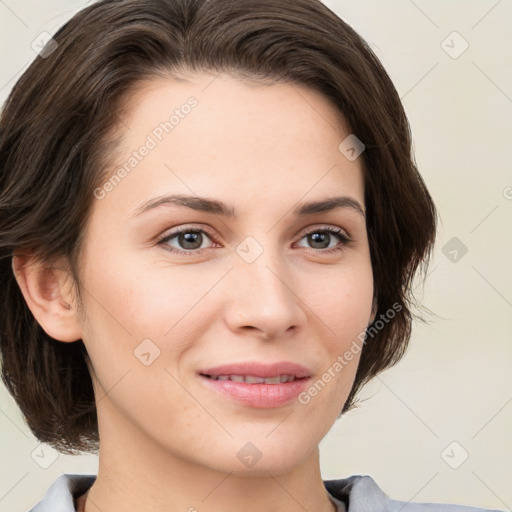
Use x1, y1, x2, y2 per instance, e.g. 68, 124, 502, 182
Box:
0, 0, 502, 511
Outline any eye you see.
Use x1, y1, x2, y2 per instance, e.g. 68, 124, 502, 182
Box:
157, 225, 352, 256
157, 226, 217, 255
295, 226, 352, 253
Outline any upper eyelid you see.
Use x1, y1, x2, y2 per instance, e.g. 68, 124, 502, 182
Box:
301, 224, 350, 236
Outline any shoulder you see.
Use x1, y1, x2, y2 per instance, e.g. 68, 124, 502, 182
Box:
29, 474, 96, 512
324, 475, 504, 512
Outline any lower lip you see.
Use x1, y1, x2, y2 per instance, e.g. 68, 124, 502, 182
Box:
199, 375, 310, 408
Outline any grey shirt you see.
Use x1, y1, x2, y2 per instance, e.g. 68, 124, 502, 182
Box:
29, 474, 503, 512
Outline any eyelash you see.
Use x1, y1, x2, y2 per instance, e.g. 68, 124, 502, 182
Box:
156, 225, 353, 256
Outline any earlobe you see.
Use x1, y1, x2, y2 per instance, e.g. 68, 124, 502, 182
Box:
11, 253, 82, 342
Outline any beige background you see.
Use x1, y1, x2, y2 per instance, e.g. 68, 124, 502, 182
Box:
1, 1, 511, 511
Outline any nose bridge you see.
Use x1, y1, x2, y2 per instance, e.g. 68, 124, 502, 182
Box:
225, 235, 303, 337
236, 237, 293, 305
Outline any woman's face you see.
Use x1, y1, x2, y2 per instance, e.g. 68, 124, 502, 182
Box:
76, 72, 375, 475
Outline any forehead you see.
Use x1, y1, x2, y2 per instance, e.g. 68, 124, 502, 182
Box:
93, 72, 365, 220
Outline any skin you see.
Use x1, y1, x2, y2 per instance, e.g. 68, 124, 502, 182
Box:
13, 72, 376, 512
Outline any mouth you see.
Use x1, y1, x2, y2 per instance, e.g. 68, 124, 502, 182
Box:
199, 361, 311, 380
198, 361, 312, 408
200, 374, 305, 384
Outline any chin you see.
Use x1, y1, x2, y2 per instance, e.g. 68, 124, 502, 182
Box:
202, 436, 317, 477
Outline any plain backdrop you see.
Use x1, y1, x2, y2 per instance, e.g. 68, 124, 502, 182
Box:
0, 1, 511, 511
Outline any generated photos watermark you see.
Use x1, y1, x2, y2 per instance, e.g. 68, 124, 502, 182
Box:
93, 96, 198, 200
298, 302, 402, 405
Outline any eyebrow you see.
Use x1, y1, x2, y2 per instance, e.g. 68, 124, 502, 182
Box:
130, 193, 365, 218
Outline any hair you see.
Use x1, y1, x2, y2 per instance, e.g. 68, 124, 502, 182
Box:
0, 0, 437, 454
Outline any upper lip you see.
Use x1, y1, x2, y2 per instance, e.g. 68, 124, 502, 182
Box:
200, 361, 312, 379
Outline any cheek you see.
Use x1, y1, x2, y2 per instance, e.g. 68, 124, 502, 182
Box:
297, 260, 372, 403
302, 259, 374, 343
81, 245, 218, 336
78, 250, 228, 391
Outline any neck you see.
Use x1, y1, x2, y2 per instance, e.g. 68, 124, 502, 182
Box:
82, 402, 337, 512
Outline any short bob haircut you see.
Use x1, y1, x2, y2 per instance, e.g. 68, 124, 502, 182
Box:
0, 0, 437, 454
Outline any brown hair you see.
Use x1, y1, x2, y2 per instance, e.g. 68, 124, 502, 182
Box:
0, 0, 437, 454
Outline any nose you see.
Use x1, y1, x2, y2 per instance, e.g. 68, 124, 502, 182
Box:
223, 246, 306, 341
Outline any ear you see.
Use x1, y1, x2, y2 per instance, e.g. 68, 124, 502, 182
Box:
11, 252, 82, 342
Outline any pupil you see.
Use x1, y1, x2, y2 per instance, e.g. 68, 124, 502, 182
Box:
309, 232, 329, 249
180, 231, 202, 249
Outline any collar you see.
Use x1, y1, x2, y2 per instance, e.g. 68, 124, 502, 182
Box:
29, 473, 382, 512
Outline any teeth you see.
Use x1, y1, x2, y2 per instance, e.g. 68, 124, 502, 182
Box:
245, 375, 265, 383
209, 374, 297, 384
